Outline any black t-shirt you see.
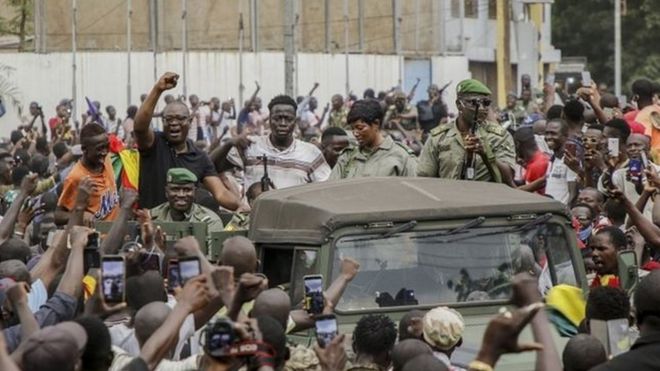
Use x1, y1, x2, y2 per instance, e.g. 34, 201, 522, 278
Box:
138, 132, 216, 208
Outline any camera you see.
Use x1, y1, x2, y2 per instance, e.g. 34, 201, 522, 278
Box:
204, 319, 259, 359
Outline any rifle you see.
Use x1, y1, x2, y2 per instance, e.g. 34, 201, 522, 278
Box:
459, 100, 500, 182
258, 155, 272, 192
407, 78, 421, 102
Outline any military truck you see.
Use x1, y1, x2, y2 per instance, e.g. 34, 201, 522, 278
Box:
247, 177, 588, 370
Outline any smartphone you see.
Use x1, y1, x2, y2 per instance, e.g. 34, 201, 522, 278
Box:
140, 252, 161, 272
618, 95, 627, 109
641, 151, 649, 168
546, 74, 555, 86
581, 71, 592, 87
629, 158, 643, 179
83, 247, 101, 273
101, 255, 126, 304
178, 256, 201, 285
87, 232, 100, 249
608, 138, 620, 157
315, 314, 338, 348
303, 274, 324, 315
618, 250, 639, 292
565, 141, 577, 158
167, 259, 180, 292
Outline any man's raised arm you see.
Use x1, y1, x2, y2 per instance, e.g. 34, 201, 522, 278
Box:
134, 72, 179, 150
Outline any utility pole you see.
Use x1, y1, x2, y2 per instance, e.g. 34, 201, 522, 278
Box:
392, 0, 401, 54
239, 13, 245, 108
496, 0, 511, 108
358, 0, 364, 51
149, 0, 158, 82
284, 0, 295, 96
34, 0, 46, 52
127, 0, 132, 107
614, 0, 621, 97
71, 0, 77, 124
414, 0, 420, 52
324, 0, 330, 53
250, 0, 259, 52
181, 0, 188, 99
343, 0, 349, 96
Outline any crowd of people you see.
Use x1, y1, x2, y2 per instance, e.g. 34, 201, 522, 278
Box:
0, 68, 659, 371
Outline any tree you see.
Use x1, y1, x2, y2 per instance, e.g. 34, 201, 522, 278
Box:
0, 0, 33, 51
0, 63, 23, 117
552, 0, 660, 94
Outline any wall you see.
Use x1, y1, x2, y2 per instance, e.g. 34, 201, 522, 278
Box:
0, 51, 470, 138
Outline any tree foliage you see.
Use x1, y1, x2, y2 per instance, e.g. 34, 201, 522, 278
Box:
0, 0, 33, 51
552, 0, 660, 93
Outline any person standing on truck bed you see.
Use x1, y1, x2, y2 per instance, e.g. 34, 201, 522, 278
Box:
330, 99, 417, 179
417, 79, 516, 185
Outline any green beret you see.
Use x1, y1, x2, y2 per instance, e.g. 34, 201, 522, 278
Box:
166, 168, 198, 184
456, 79, 492, 96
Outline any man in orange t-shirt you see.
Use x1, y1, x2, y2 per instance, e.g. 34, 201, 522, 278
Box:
56, 123, 119, 225
627, 79, 660, 162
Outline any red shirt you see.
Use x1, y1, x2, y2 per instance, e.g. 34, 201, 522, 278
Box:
524, 150, 550, 194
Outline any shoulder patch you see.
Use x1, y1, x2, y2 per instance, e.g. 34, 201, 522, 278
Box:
430, 124, 451, 137
483, 122, 506, 136
394, 141, 415, 155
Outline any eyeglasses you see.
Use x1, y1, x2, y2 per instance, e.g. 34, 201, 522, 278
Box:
163, 115, 190, 124
461, 98, 492, 108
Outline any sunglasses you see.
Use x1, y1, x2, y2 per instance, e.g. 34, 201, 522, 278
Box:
461, 98, 492, 108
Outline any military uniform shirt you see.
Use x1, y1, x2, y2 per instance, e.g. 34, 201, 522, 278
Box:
416, 120, 515, 181
387, 105, 418, 131
329, 136, 417, 179
150, 202, 224, 233
328, 107, 349, 130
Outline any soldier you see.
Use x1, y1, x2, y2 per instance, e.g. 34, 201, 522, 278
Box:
150, 167, 224, 233
417, 79, 515, 185
328, 94, 349, 130
330, 99, 417, 179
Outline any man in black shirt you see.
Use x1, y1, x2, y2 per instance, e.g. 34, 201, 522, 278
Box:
593, 270, 660, 371
134, 72, 242, 210
416, 84, 448, 135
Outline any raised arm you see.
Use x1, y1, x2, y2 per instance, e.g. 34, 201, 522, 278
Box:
135, 72, 179, 150
6, 282, 39, 343
55, 226, 89, 298
0, 174, 38, 244
100, 189, 137, 255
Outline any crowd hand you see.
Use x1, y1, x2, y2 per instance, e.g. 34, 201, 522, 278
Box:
175, 275, 210, 313
209, 265, 236, 304
234, 273, 268, 305
156, 72, 179, 92
232, 133, 254, 153
465, 135, 485, 156
135, 209, 155, 247
120, 188, 138, 209
606, 186, 627, 202
19, 173, 38, 196
476, 303, 544, 367
6, 281, 30, 309
645, 165, 660, 187
233, 318, 264, 342
542, 82, 555, 96
563, 150, 582, 175
339, 257, 360, 281
69, 225, 93, 249
174, 236, 202, 258
314, 334, 347, 371
84, 271, 127, 318
17, 201, 41, 231
75, 176, 95, 209
511, 273, 542, 308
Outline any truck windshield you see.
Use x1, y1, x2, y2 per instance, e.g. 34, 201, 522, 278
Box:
332, 221, 577, 311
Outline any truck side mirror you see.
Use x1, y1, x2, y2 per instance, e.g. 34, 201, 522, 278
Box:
617, 250, 639, 293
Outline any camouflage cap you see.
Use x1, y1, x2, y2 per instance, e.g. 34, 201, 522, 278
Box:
422, 306, 465, 350
166, 167, 198, 184
456, 79, 492, 96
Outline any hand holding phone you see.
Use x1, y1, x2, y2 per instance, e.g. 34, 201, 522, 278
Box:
178, 256, 201, 285
101, 255, 126, 304
581, 71, 592, 87
304, 275, 325, 315
315, 314, 338, 348
608, 138, 620, 158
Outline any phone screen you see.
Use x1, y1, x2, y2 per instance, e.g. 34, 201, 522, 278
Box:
178, 258, 201, 285
315, 315, 338, 348
565, 142, 577, 157
167, 260, 180, 292
102, 257, 125, 303
87, 232, 100, 249
304, 275, 324, 315
581, 71, 592, 87
608, 138, 620, 157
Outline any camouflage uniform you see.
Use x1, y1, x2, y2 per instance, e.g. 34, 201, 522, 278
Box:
224, 213, 250, 231
328, 107, 349, 130
386, 105, 418, 131
416, 120, 515, 182
150, 202, 225, 233
329, 136, 417, 179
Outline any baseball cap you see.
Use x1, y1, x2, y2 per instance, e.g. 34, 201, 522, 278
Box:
422, 306, 465, 351
21, 321, 88, 371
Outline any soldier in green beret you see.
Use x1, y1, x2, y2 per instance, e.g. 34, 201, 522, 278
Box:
417, 79, 515, 184
150, 167, 224, 234
329, 99, 417, 179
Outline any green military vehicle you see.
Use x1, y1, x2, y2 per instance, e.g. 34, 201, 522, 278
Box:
247, 177, 588, 370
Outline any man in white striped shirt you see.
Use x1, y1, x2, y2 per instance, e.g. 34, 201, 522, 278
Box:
212, 95, 331, 190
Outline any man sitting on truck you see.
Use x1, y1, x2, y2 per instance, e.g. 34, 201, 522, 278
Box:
150, 168, 224, 234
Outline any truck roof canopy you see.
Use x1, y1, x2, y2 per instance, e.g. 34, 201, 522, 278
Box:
249, 177, 568, 245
